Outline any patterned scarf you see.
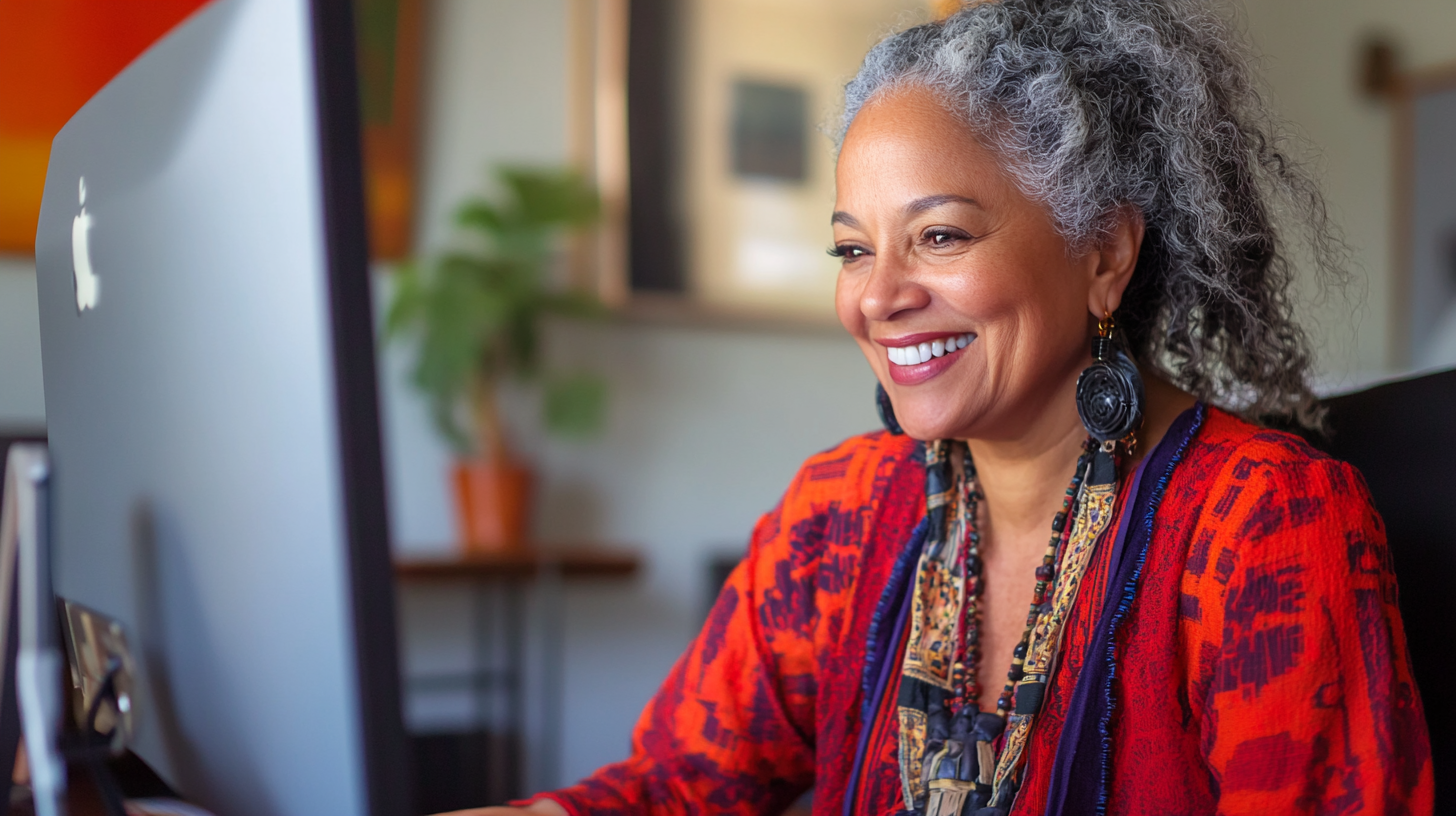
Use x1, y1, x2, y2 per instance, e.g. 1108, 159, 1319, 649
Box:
897, 440, 1122, 815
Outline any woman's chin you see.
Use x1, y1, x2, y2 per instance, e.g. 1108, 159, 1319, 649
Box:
889, 405, 971, 442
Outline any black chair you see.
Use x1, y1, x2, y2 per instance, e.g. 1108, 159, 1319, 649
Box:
1312, 370, 1454, 809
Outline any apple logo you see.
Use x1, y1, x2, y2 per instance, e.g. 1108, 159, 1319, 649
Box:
72, 176, 100, 313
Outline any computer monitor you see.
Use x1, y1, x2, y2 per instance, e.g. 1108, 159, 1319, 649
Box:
31, 1, 409, 815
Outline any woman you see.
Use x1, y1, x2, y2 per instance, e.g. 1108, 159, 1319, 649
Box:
470, 0, 1433, 813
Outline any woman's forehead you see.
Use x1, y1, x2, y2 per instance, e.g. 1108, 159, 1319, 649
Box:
835, 90, 1016, 213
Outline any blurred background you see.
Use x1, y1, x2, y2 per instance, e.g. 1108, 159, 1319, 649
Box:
1, 0, 1453, 809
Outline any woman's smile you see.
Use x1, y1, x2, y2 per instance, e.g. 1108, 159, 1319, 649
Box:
832, 85, 1103, 442
880, 331, 976, 385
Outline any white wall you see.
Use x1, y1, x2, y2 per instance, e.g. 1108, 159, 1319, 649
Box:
1238, 0, 1456, 385
0, 255, 45, 428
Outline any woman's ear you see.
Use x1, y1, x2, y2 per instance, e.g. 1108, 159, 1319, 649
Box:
1087, 206, 1145, 316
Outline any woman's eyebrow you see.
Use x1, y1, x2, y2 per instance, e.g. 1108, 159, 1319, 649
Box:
832, 195, 979, 227
905, 194, 980, 215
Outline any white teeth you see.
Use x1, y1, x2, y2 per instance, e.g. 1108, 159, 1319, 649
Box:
887, 333, 975, 366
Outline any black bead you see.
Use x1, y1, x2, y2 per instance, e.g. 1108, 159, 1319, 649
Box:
1012, 642, 1027, 659
1035, 565, 1055, 581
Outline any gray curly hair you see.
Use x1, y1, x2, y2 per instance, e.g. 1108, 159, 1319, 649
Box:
839, 0, 1344, 428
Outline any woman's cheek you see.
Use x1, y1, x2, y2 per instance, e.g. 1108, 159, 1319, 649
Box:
835, 271, 868, 338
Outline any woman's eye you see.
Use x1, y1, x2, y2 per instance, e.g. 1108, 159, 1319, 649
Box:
828, 244, 870, 262
923, 228, 971, 248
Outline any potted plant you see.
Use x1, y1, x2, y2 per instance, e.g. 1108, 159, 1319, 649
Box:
386, 166, 607, 552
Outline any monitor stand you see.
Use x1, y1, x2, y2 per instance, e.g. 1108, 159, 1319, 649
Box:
4, 448, 201, 816
4, 444, 67, 816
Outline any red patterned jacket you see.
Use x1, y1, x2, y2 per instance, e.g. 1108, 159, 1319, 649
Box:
532, 407, 1433, 815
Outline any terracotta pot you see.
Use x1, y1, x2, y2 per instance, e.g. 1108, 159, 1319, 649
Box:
451, 458, 534, 553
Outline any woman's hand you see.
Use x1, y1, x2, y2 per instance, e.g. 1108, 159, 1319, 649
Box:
432, 801, 568, 816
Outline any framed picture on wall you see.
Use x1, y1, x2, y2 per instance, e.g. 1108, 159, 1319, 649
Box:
573, 0, 947, 324
1395, 64, 1456, 369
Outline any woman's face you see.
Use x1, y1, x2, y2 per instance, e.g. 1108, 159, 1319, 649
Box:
834, 86, 1133, 443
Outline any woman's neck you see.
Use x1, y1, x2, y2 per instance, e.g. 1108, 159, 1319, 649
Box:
963, 370, 1197, 541
965, 407, 1087, 539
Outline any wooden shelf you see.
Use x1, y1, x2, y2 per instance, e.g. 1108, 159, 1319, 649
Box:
394, 545, 641, 581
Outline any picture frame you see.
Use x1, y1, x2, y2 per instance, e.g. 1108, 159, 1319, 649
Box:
572, 0, 939, 325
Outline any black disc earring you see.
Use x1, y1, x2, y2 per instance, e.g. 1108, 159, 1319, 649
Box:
1075, 313, 1145, 445
875, 382, 905, 435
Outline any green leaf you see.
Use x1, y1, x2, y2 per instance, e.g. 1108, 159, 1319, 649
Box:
381, 162, 610, 451
456, 200, 505, 235
384, 260, 424, 339
542, 372, 608, 439
505, 307, 539, 377
500, 166, 601, 228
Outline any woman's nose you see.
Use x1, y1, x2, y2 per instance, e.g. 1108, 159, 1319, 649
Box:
858, 251, 930, 322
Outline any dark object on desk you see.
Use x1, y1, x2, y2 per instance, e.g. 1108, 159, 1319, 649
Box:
9, 751, 179, 816
396, 546, 640, 812
104, 751, 176, 799
1304, 369, 1455, 811
410, 730, 518, 815
395, 546, 641, 581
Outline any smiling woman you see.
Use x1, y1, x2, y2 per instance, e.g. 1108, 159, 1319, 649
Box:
452, 1, 1434, 815
831, 87, 1148, 446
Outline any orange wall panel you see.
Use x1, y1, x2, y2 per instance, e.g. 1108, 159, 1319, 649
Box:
0, 0, 211, 252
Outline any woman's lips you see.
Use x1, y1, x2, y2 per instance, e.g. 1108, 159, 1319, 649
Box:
882, 332, 975, 386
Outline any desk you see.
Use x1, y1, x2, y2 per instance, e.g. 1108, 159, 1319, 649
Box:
394, 546, 640, 803
396, 547, 640, 581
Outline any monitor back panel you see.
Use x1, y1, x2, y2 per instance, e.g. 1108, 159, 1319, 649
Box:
34, 1, 371, 814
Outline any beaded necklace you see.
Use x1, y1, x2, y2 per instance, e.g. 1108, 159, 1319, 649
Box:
900, 439, 1122, 816
955, 444, 1092, 717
